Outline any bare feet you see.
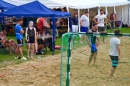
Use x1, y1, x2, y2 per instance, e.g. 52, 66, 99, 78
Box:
88, 63, 90, 66
110, 74, 113, 78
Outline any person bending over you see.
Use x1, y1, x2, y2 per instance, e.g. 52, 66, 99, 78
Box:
87, 24, 100, 66
109, 30, 121, 78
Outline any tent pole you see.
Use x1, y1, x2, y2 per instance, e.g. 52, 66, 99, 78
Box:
1, 9, 6, 30
66, 6, 70, 32
121, 6, 123, 28
98, 7, 100, 15
105, 7, 108, 15
128, 3, 130, 26
114, 6, 116, 29
78, 9, 80, 32
52, 17, 56, 55
88, 9, 90, 30
69, 17, 72, 32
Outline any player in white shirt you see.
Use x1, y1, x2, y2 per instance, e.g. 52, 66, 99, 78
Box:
109, 30, 121, 78
93, 9, 107, 42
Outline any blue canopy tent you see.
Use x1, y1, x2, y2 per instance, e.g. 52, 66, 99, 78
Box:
0, 0, 16, 30
0, 1, 72, 54
0, 0, 15, 9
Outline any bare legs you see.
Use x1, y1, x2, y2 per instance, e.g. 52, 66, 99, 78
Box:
110, 67, 116, 78
27, 43, 30, 58
31, 43, 34, 58
2, 38, 12, 54
88, 53, 94, 66
88, 52, 98, 66
80, 35, 88, 43
102, 31, 106, 43
35, 42, 38, 53
18, 46, 24, 58
27, 43, 34, 59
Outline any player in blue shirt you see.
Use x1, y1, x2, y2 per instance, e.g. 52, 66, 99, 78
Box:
15, 18, 27, 60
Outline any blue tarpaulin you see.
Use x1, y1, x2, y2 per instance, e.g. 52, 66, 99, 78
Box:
0, 0, 15, 9
0, 1, 71, 17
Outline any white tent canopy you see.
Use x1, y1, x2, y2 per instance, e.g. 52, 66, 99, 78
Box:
3, 0, 130, 9
3, 0, 76, 8
3, 0, 130, 26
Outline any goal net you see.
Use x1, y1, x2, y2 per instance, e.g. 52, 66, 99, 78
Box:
60, 32, 130, 86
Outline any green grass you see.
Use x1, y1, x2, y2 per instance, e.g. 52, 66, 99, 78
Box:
0, 36, 62, 68
0, 27, 130, 68
107, 27, 130, 33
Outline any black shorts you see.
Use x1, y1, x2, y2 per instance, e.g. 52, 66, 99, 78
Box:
27, 36, 35, 43
98, 27, 105, 32
17, 39, 23, 46
37, 40, 46, 45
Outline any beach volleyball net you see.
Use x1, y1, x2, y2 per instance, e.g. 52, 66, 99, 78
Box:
60, 32, 130, 86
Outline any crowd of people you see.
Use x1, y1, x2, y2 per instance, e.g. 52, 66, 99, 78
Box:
0, 17, 61, 60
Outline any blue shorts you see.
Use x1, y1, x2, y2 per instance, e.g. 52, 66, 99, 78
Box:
91, 43, 97, 53
81, 26, 88, 33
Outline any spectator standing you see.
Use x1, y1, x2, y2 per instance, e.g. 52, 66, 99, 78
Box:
110, 12, 116, 29
80, 11, 89, 43
93, 9, 107, 42
15, 18, 27, 60
25, 21, 36, 59
72, 13, 78, 32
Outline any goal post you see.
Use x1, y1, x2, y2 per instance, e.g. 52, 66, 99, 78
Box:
60, 32, 130, 86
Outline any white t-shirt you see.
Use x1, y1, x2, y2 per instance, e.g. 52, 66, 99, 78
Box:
80, 15, 89, 27
109, 37, 120, 56
95, 14, 106, 27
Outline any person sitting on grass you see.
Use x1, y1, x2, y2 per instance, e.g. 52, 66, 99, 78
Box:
0, 30, 12, 55
9, 39, 20, 59
87, 23, 100, 66
0, 33, 19, 59
25, 21, 37, 59
109, 30, 121, 78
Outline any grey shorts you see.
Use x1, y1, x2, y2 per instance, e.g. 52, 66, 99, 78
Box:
98, 27, 105, 32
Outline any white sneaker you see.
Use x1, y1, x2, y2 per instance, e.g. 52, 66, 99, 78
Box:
21, 57, 27, 60
15, 57, 18, 59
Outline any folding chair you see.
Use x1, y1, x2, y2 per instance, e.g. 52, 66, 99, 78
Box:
0, 43, 8, 54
